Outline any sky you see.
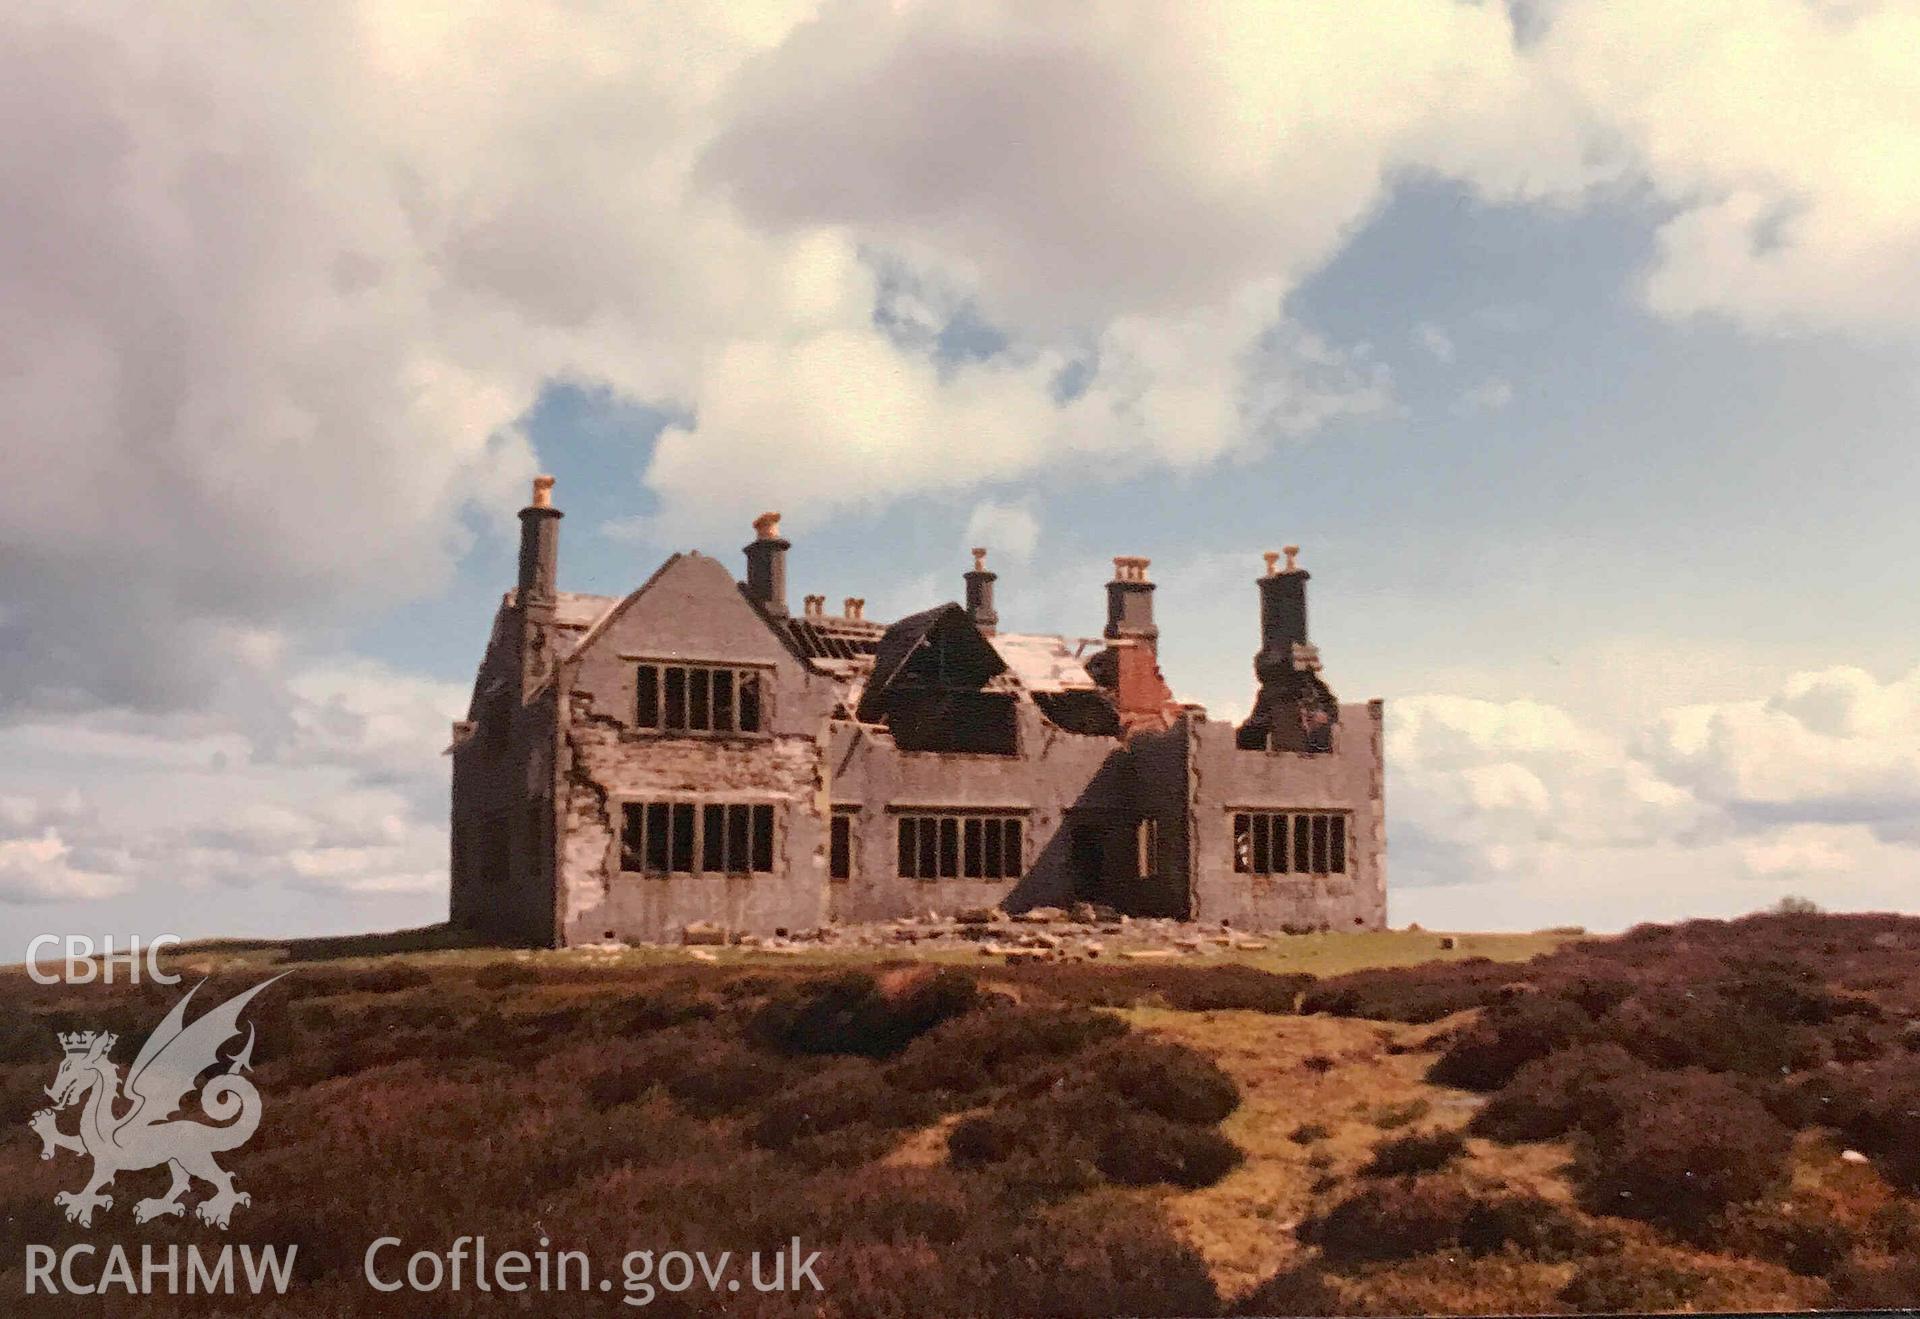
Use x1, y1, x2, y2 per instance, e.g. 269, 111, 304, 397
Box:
4, 0, 1919, 961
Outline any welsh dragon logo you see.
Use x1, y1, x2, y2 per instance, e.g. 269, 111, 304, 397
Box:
29, 976, 283, 1229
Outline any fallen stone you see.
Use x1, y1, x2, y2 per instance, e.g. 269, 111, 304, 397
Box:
1000, 947, 1051, 962
1233, 939, 1270, 951
1842, 1149, 1871, 1165
686, 948, 719, 962
955, 907, 998, 925
683, 921, 727, 946
1121, 949, 1181, 961
1016, 906, 1067, 924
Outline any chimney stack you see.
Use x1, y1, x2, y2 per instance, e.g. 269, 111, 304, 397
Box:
1255, 545, 1317, 683
964, 547, 998, 633
517, 475, 562, 605
1104, 556, 1158, 649
515, 475, 563, 696
743, 511, 790, 617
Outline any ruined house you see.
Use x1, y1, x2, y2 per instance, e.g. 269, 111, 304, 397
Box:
448, 478, 1386, 946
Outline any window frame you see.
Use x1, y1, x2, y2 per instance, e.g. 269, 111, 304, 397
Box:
618, 798, 778, 877
629, 660, 771, 736
894, 809, 1027, 881
829, 806, 858, 882
1231, 810, 1351, 877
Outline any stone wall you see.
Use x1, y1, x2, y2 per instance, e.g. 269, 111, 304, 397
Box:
552, 551, 840, 943
822, 701, 1130, 922
1187, 699, 1386, 931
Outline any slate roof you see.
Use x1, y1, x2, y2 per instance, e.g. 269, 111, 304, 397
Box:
989, 632, 1099, 693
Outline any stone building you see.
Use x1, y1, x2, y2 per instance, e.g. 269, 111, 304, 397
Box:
448, 478, 1386, 946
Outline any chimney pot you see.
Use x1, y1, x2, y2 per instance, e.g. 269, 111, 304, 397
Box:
1263, 551, 1280, 577
753, 511, 782, 540
1284, 544, 1301, 572
530, 474, 556, 509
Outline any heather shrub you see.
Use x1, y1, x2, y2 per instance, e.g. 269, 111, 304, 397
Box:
1558, 1248, 1706, 1313
1301, 957, 1527, 1023
1601, 986, 1821, 1076
1828, 1254, 1920, 1308
1158, 964, 1313, 1013
472, 961, 539, 989
344, 962, 431, 993
749, 1065, 940, 1150
1720, 1199, 1857, 1277
946, 1111, 1104, 1200
889, 1002, 1126, 1093
586, 1064, 654, 1110
1470, 1042, 1649, 1143
1363, 1129, 1467, 1177
947, 1042, 1243, 1192
1830, 1073, 1920, 1191
992, 961, 1312, 1013
603, 984, 725, 1032
1289, 1121, 1332, 1144
1572, 1068, 1792, 1232
661, 1041, 793, 1116
1427, 992, 1597, 1090
752, 968, 978, 1058
1302, 1176, 1581, 1264
1454, 1192, 1589, 1257
1094, 1112, 1244, 1188
1084, 1037, 1241, 1125
1231, 1263, 1345, 1315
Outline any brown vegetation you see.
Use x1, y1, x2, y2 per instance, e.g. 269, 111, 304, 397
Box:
7, 911, 1920, 1313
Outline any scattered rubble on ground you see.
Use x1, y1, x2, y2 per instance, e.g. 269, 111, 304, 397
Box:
652, 904, 1343, 961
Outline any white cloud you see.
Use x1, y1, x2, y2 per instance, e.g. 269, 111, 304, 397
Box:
1389, 662, 1920, 926
1740, 824, 1867, 880
0, 795, 126, 902
8, 0, 1920, 938
1390, 693, 1706, 879
1537, 0, 1920, 334
1416, 323, 1456, 363
962, 500, 1041, 565
0, 654, 462, 907
1454, 377, 1514, 414
1646, 664, 1920, 833
8, 0, 1913, 718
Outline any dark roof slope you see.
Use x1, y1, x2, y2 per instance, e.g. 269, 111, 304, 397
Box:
857, 603, 1008, 722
